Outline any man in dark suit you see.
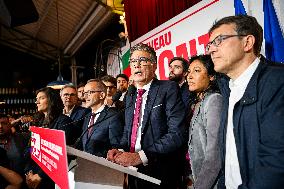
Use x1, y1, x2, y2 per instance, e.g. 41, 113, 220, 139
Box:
206, 15, 284, 189
81, 79, 124, 157
101, 75, 125, 109
168, 57, 193, 188
60, 84, 90, 144
108, 43, 186, 189
116, 73, 129, 101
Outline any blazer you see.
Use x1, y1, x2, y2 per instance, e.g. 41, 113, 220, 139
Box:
69, 105, 91, 143
82, 106, 124, 157
120, 79, 187, 188
218, 57, 284, 189
70, 105, 91, 123
188, 92, 222, 189
49, 114, 77, 145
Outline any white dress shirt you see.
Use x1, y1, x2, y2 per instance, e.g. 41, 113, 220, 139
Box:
119, 91, 127, 101
88, 104, 106, 128
225, 58, 260, 189
134, 80, 153, 165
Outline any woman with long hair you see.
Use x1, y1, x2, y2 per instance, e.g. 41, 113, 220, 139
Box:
187, 55, 222, 189
25, 87, 74, 189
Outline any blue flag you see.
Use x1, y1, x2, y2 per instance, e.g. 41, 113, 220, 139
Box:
263, 0, 284, 63
234, 0, 247, 15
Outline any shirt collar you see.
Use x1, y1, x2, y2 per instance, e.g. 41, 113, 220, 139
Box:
93, 104, 106, 114
63, 105, 76, 116
138, 79, 153, 92
229, 57, 260, 89
179, 80, 186, 88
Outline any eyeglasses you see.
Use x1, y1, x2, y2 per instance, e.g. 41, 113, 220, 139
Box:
84, 90, 102, 96
205, 34, 246, 53
129, 57, 153, 66
62, 93, 76, 97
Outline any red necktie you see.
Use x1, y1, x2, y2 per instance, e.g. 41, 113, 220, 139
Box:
130, 89, 146, 152
88, 114, 95, 138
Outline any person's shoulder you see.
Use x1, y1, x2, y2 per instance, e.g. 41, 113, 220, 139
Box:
154, 79, 179, 89
58, 114, 73, 123
106, 106, 119, 114
204, 93, 222, 106
206, 92, 222, 99
74, 105, 90, 113
155, 79, 176, 84
259, 60, 284, 84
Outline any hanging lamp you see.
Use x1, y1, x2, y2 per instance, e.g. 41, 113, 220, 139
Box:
47, 0, 72, 90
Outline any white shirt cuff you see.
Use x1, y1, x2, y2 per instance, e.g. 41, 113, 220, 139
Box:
138, 150, 148, 166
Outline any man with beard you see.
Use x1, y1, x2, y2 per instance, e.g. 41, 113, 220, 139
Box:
169, 57, 194, 189
116, 73, 129, 101
169, 57, 192, 111
77, 82, 87, 108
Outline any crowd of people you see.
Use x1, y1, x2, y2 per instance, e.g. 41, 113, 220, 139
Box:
1, 15, 284, 189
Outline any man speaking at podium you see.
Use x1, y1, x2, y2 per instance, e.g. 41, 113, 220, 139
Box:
81, 79, 124, 157
107, 43, 187, 189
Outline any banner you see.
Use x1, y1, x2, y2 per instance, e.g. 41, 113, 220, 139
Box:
121, 0, 235, 79
120, 0, 284, 79
30, 126, 69, 189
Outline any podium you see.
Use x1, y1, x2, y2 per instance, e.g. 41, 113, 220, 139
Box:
67, 146, 161, 189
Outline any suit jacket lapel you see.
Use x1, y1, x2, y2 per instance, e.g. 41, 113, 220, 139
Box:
126, 91, 137, 141
141, 80, 159, 133
85, 107, 108, 144
82, 112, 91, 148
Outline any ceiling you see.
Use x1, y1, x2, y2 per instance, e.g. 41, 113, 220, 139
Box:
0, 0, 124, 61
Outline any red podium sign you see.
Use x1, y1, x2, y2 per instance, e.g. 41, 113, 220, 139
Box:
30, 126, 69, 189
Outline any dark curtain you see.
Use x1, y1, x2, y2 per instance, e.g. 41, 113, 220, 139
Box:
124, 0, 201, 41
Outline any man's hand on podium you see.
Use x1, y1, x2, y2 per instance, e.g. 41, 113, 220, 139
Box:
107, 149, 122, 162
113, 152, 142, 167
107, 149, 142, 167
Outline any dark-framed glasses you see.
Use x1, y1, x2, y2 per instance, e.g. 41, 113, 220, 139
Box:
63, 93, 76, 97
129, 57, 153, 66
205, 34, 246, 53
84, 90, 102, 96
